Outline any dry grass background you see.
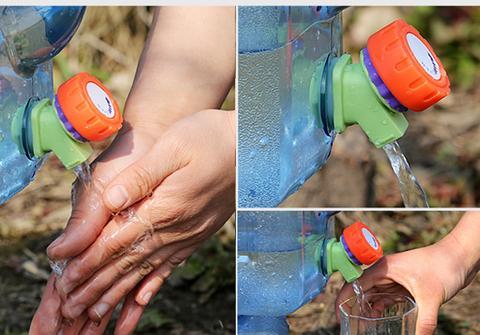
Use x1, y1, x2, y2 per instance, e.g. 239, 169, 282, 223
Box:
0, 6, 234, 334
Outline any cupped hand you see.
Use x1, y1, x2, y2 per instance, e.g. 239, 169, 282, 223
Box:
335, 240, 475, 335
29, 121, 161, 335
47, 109, 235, 328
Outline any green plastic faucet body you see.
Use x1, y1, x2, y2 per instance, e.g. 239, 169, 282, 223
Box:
310, 19, 450, 149
30, 98, 93, 169
320, 222, 383, 283
10, 72, 122, 170
332, 52, 408, 148
325, 238, 363, 283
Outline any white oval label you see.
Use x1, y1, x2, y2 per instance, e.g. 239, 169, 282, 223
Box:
361, 227, 379, 250
406, 33, 441, 80
86, 82, 115, 118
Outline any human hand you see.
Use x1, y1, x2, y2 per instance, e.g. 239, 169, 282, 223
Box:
29, 121, 162, 335
29, 274, 113, 335
30, 5, 235, 332
335, 237, 477, 335
47, 109, 235, 327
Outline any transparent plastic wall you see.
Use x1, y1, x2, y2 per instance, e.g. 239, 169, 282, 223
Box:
238, 6, 343, 208
237, 211, 335, 316
0, 47, 52, 204
0, 6, 84, 204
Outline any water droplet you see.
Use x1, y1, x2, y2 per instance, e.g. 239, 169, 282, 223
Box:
259, 136, 269, 147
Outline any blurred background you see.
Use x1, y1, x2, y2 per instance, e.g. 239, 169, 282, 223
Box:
0, 7, 235, 334
288, 211, 479, 335
283, 6, 480, 208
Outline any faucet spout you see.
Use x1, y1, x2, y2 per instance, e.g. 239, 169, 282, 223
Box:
332, 54, 408, 148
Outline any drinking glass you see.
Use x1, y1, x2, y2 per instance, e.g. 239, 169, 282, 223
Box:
339, 293, 418, 335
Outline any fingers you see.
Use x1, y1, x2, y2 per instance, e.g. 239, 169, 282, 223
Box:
335, 257, 401, 321
86, 259, 155, 322
60, 314, 88, 335
47, 175, 110, 261
61, 234, 161, 319
114, 292, 146, 335
135, 244, 198, 305
56, 210, 149, 297
113, 245, 198, 335
63, 248, 154, 320
87, 242, 196, 322
415, 298, 440, 335
103, 139, 188, 212
79, 309, 114, 335
47, 126, 156, 262
29, 275, 63, 335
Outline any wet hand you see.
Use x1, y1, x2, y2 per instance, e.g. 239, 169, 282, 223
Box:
335, 240, 475, 335
49, 109, 235, 326
29, 125, 159, 335
47, 123, 161, 262
29, 274, 113, 335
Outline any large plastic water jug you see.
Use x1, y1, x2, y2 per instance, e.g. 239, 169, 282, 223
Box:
0, 6, 85, 204
238, 6, 343, 208
237, 211, 383, 334
238, 8, 450, 209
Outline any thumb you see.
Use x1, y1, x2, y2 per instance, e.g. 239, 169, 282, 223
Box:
415, 298, 440, 335
103, 140, 187, 212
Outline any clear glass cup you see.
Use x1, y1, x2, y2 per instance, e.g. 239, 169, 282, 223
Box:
339, 293, 418, 335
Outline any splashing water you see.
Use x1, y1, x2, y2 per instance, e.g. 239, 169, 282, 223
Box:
352, 280, 373, 317
383, 141, 429, 208
49, 162, 93, 277
73, 161, 93, 188
49, 161, 156, 277
49, 259, 68, 277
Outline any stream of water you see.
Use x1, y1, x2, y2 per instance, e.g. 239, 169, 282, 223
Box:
49, 162, 93, 277
73, 162, 93, 189
352, 280, 373, 317
383, 141, 429, 208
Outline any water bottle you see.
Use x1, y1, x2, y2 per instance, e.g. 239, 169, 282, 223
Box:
238, 7, 450, 208
237, 211, 383, 334
238, 7, 343, 208
0, 6, 85, 204
0, 7, 124, 205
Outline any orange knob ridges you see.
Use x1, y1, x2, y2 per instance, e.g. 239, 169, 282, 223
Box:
343, 222, 383, 265
367, 19, 450, 112
56, 72, 122, 142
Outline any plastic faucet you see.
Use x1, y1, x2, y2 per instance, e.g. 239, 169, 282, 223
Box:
312, 19, 450, 148
238, 218, 383, 335
11, 72, 123, 169
323, 221, 383, 282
